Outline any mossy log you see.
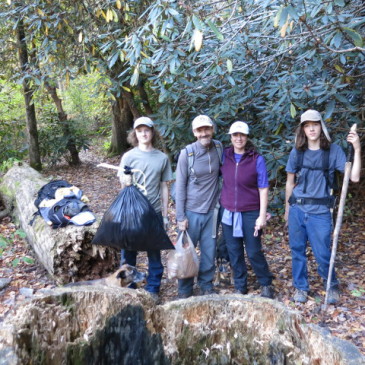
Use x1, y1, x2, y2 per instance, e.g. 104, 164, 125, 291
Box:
0, 163, 118, 284
0, 289, 363, 365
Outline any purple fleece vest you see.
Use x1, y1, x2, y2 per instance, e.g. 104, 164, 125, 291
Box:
220, 146, 260, 212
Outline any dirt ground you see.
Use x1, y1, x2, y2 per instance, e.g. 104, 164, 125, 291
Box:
0, 148, 364, 357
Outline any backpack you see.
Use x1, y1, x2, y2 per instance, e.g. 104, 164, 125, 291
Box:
171, 140, 223, 203
34, 180, 72, 209
294, 149, 333, 194
47, 198, 89, 228
29, 180, 95, 228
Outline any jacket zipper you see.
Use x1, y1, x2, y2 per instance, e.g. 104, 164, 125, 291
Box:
234, 161, 238, 211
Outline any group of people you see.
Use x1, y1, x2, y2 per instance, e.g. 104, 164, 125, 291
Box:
117, 110, 361, 305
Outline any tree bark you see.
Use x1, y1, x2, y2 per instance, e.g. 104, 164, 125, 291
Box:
138, 80, 154, 115
44, 82, 81, 166
0, 163, 119, 284
16, 19, 42, 171
108, 94, 134, 156
0, 291, 363, 365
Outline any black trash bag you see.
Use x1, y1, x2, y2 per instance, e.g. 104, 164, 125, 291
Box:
92, 184, 174, 251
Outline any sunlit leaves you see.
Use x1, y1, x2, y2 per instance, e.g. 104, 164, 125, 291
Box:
192, 29, 203, 51
343, 27, 363, 47
206, 19, 224, 41
290, 103, 296, 118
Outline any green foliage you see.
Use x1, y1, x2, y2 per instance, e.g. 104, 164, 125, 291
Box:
0, 230, 33, 266
37, 108, 90, 166
120, 0, 364, 210
0, 80, 28, 163
62, 72, 112, 135
351, 288, 365, 297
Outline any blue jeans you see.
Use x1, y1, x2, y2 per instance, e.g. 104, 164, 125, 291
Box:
178, 210, 216, 295
288, 205, 338, 291
222, 210, 273, 291
121, 213, 164, 294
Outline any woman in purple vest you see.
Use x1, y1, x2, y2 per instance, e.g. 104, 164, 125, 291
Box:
220, 121, 274, 298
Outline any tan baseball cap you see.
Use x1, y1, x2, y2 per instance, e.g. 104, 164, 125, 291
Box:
192, 115, 214, 130
300, 109, 331, 142
228, 121, 249, 135
133, 117, 154, 129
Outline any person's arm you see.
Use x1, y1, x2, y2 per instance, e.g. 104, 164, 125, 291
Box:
118, 154, 127, 188
255, 187, 268, 230
285, 173, 295, 222
160, 181, 169, 229
347, 130, 362, 182
175, 149, 189, 231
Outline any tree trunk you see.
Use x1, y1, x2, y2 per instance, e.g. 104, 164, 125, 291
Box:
108, 94, 134, 156
44, 82, 81, 166
0, 291, 363, 365
138, 80, 154, 115
0, 163, 119, 284
16, 19, 42, 171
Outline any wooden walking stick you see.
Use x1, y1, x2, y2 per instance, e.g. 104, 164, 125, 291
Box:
324, 124, 357, 310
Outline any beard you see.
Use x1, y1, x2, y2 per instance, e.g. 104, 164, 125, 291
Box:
199, 136, 212, 147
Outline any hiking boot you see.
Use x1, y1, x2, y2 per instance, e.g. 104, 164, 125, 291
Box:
234, 288, 248, 295
261, 285, 274, 299
177, 292, 192, 299
148, 292, 160, 304
199, 287, 217, 296
327, 288, 340, 304
293, 289, 308, 303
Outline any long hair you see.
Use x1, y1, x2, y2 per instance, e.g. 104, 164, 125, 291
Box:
245, 139, 256, 152
127, 127, 160, 147
295, 123, 331, 151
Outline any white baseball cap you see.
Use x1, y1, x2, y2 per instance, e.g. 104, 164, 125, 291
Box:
300, 109, 331, 142
133, 116, 154, 129
228, 121, 249, 135
192, 115, 214, 130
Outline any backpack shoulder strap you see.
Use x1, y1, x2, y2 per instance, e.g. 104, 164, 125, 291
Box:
322, 148, 331, 189
184, 144, 195, 175
213, 139, 223, 165
295, 150, 304, 173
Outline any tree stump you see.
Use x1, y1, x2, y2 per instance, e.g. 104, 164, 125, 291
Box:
0, 163, 119, 284
0, 289, 363, 365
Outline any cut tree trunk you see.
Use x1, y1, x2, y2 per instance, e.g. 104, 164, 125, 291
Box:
0, 163, 119, 284
0, 289, 363, 365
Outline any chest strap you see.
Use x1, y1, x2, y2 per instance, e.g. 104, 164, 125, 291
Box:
289, 195, 335, 208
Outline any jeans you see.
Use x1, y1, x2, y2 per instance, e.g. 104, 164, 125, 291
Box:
288, 204, 338, 291
222, 210, 273, 291
121, 213, 164, 294
178, 210, 216, 295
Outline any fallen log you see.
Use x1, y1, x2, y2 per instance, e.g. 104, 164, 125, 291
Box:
0, 163, 119, 284
0, 289, 363, 364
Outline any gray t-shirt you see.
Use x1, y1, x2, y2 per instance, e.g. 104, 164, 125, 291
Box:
118, 147, 173, 213
175, 140, 221, 221
286, 144, 346, 214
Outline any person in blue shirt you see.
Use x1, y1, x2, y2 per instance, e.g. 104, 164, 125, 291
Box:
285, 110, 361, 304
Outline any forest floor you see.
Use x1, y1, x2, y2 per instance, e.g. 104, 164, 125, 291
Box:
0, 147, 364, 357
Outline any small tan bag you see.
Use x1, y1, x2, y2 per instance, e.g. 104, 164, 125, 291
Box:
167, 231, 199, 279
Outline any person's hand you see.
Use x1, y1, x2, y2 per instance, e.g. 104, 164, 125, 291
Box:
255, 216, 266, 231
347, 129, 360, 150
254, 216, 266, 236
163, 216, 169, 231
284, 210, 289, 229
178, 219, 188, 231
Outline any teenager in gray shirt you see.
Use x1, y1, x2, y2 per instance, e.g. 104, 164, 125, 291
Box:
175, 115, 222, 298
